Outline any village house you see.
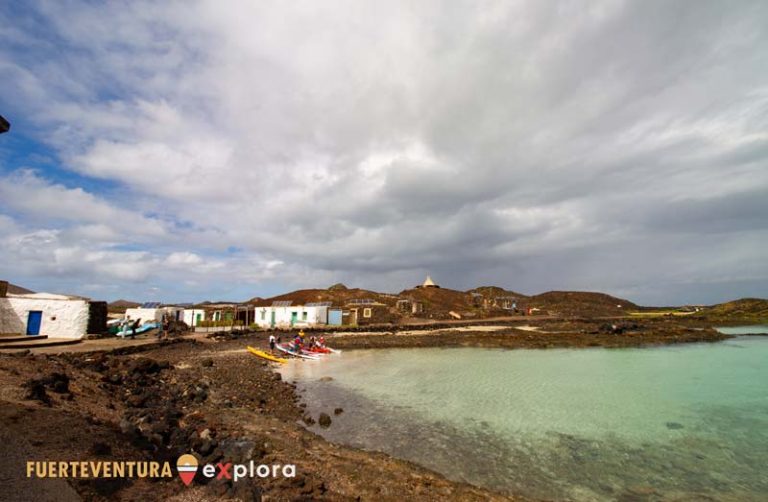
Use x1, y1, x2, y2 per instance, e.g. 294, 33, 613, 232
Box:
0, 280, 106, 339
252, 301, 330, 329
182, 308, 207, 327
345, 299, 396, 325
125, 303, 184, 324
489, 296, 519, 310
396, 298, 425, 315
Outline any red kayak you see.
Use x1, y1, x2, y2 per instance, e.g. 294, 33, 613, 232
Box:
303, 346, 332, 354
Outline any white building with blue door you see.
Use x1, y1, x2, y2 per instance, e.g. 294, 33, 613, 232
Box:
0, 291, 91, 339
252, 301, 329, 329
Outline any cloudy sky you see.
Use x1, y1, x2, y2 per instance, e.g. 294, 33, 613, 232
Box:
1, 1, 767, 305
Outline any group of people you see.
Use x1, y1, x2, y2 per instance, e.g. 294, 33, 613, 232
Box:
268, 330, 327, 353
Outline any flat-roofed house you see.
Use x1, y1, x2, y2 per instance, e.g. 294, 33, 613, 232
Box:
0, 280, 106, 339
252, 301, 329, 329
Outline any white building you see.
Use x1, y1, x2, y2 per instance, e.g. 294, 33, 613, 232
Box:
252, 303, 329, 329
125, 305, 184, 324
182, 309, 207, 327
0, 291, 91, 339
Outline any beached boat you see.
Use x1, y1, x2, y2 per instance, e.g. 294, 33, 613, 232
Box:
116, 322, 159, 337
276, 343, 321, 360
247, 346, 288, 364
302, 344, 342, 355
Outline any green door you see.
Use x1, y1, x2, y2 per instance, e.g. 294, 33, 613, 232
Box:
290, 312, 298, 326
195, 313, 201, 326
270, 311, 276, 328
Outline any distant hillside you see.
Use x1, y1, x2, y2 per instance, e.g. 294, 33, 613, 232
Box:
399, 287, 475, 314
108, 299, 140, 313
699, 298, 768, 322
251, 285, 644, 319
253, 287, 397, 307
529, 291, 638, 317
7, 283, 35, 295
468, 286, 528, 298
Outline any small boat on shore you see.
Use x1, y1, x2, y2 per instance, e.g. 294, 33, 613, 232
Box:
276, 343, 321, 360
247, 346, 288, 364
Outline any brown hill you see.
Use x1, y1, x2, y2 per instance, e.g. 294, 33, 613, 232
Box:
699, 298, 768, 322
253, 287, 397, 307
529, 291, 638, 317
4, 282, 35, 295
108, 299, 140, 314
467, 286, 528, 298
399, 287, 475, 314
249, 285, 646, 320
109, 299, 140, 308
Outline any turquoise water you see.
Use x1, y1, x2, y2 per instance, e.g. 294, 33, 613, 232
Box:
280, 336, 768, 501
715, 325, 768, 335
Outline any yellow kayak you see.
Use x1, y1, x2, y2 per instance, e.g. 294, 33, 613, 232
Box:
247, 346, 288, 364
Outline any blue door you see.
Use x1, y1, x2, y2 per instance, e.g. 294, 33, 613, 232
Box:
26, 311, 43, 336
328, 309, 342, 326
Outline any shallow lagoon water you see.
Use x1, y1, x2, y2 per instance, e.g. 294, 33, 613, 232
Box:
280, 336, 768, 500
715, 325, 768, 335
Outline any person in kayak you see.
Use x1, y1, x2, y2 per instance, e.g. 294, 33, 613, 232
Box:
269, 333, 276, 352
318, 335, 326, 348
292, 333, 303, 352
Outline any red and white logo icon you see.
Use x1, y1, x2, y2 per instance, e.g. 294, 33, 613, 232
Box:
176, 454, 198, 486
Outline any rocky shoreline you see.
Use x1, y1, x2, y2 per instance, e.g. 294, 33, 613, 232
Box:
0, 321, 739, 501
0, 335, 516, 501
326, 319, 731, 350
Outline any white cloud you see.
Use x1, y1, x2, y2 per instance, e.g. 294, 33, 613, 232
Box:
1, 1, 767, 303
0, 170, 166, 237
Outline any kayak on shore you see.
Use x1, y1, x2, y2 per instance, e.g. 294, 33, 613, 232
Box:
246, 346, 288, 364
276, 343, 321, 360
301, 345, 343, 355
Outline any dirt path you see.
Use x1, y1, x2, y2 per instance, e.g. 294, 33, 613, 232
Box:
0, 426, 81, 502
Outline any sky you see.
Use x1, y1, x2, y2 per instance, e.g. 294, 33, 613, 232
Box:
1, 1, 767, 306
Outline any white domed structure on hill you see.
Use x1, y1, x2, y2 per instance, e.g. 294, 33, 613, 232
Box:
417, 275, 440, 288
